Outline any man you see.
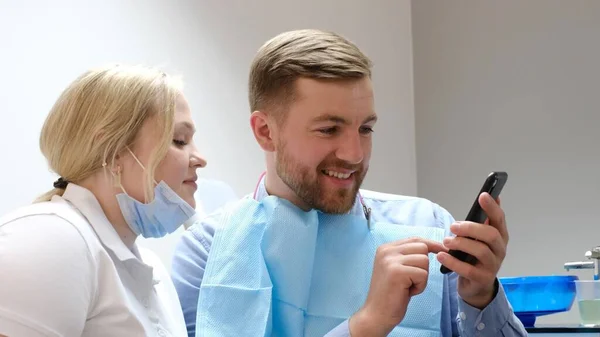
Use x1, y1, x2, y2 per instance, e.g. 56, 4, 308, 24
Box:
171, 29, 527, 337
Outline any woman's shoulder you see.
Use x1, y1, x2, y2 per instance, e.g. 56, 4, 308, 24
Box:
0, 201, 101, 336
0, 200, 100, 263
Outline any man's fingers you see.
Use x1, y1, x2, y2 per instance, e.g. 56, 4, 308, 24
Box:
398, 254, 430, 271
398, 242, 429, 255
387, 237, 448, 254
479, 192, 509, 243
449, 222, 505, 257
384, 255, 429, 295
404, 266, 429, 296
437, 252, 494, 284
425, 240, 449, 254
443, 236, 500, 267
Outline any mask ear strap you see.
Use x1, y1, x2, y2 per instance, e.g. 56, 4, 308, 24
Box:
127, 147, 147, 170
126, 147, 160, 186
104, 161, 128, 195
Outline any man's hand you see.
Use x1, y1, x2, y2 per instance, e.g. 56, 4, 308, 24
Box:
437, 192, 509, 309
349, 237, 448, 337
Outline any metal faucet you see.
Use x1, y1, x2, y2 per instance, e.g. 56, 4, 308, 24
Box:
564, 246, 600, 280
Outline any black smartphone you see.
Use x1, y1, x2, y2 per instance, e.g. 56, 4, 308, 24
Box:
440, 171, 508, 274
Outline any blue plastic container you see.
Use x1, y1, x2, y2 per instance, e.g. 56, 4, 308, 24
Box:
499, 275, 578, 327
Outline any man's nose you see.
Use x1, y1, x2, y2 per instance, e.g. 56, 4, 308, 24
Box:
335, 133, 364, 165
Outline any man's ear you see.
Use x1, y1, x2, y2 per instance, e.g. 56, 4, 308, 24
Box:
250, 111, 276, 152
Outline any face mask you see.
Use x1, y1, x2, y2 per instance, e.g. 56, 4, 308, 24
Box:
114, 148, 196, 238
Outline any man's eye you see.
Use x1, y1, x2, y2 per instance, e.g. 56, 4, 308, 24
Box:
318, 127, 338, 135
360, 126, 374, 134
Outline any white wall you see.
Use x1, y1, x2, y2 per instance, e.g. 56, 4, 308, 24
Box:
0, 0, 417, 270
412, 0, 600, 324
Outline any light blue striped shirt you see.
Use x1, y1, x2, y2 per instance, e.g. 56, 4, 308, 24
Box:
171, 182, 528, 337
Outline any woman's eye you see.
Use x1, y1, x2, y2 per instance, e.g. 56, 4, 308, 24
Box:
173, 139, 187, 146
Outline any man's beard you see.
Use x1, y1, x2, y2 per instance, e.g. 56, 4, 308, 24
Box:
275, 141, 367, 214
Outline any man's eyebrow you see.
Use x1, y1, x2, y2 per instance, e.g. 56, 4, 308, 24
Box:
311, 113, 378, 125
311, 114, 350, 125
363, 114, 378, 124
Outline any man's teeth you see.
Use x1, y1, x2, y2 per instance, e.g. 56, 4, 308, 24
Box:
323, 170, 352, 179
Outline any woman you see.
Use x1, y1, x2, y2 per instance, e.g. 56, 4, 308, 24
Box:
0, 64, 206, 337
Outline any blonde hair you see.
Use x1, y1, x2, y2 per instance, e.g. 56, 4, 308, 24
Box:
35, 64, 183, 203
248, 29, 372, 123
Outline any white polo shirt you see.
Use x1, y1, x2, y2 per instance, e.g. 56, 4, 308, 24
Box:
0, 184, 187, 337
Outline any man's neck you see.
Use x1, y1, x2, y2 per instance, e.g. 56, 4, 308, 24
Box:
263, 170, 312, 211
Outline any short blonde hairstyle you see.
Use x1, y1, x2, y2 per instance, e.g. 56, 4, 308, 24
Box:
248, 29, 372, 122
36, 64, 183, 203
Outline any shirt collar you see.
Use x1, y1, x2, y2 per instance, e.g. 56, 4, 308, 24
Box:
61, 184, 140, 263
254, 174, 366, 217
60, 184, 159, 293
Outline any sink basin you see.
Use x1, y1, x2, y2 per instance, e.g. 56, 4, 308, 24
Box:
500, 275, 578, 327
